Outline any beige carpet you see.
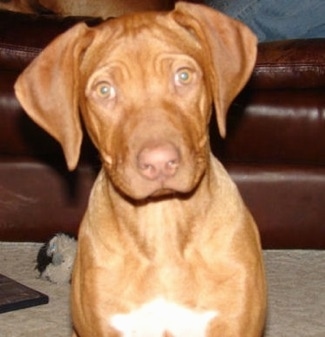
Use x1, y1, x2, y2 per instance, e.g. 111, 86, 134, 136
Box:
0, 242, 324, 337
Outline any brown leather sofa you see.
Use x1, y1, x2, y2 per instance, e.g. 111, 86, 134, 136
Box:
0, 8, 324, 249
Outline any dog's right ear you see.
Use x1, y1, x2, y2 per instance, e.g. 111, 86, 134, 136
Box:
14, 22, 95, 170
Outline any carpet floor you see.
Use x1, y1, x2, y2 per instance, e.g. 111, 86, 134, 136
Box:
0, 242, 324, 337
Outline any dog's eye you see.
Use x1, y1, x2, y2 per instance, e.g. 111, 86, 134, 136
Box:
175, 68, 193, 85
95, 82, 116, 99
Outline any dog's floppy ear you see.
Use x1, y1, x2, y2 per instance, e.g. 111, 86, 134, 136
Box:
15, 22, 95, 170
172, 2, 257, 138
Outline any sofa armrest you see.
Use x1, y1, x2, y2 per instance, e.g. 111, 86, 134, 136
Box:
251, 39, 325, 89
0, 10, 102, 71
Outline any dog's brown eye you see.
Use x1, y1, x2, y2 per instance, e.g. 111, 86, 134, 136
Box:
95, 82, 116, 99
175, 68, 193, 85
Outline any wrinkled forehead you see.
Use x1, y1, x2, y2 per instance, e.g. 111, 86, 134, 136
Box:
81, 12, 203, 74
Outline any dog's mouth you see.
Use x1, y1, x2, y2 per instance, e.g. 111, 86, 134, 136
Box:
112, 180, 202, 205
149, 188, 177, 197
145, 186, 190, 200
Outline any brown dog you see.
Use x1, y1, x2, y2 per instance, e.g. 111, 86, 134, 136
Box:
15, 2, 266, 336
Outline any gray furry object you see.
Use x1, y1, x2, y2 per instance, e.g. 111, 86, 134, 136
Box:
36, 233, 77, 284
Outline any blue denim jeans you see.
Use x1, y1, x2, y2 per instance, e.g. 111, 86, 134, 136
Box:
205, 0, 325, 41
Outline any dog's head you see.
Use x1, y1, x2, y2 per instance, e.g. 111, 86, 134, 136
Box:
15, 2, 257, 200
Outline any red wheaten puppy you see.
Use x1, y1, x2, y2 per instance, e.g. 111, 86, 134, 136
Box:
15, 2, 266, 336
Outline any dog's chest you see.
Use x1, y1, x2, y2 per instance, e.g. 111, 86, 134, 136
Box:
109, 298, 218, 337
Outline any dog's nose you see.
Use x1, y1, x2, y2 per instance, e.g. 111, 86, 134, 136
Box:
137, 143, 180, 181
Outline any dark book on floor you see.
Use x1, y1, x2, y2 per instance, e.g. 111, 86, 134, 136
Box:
0, 273, 49, 314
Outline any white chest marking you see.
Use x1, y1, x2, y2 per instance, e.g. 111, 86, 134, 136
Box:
110, 298, 218, 337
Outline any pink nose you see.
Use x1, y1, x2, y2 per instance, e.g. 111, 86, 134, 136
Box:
137, 143, 180, 181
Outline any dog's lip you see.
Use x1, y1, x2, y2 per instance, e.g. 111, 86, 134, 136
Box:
114, 184, 184, 202
130, 178, 201, 200
115, 178, 196, 201
148, 188, 177, 198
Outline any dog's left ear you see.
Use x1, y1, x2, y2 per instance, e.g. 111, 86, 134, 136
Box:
172, 1, 257, 138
